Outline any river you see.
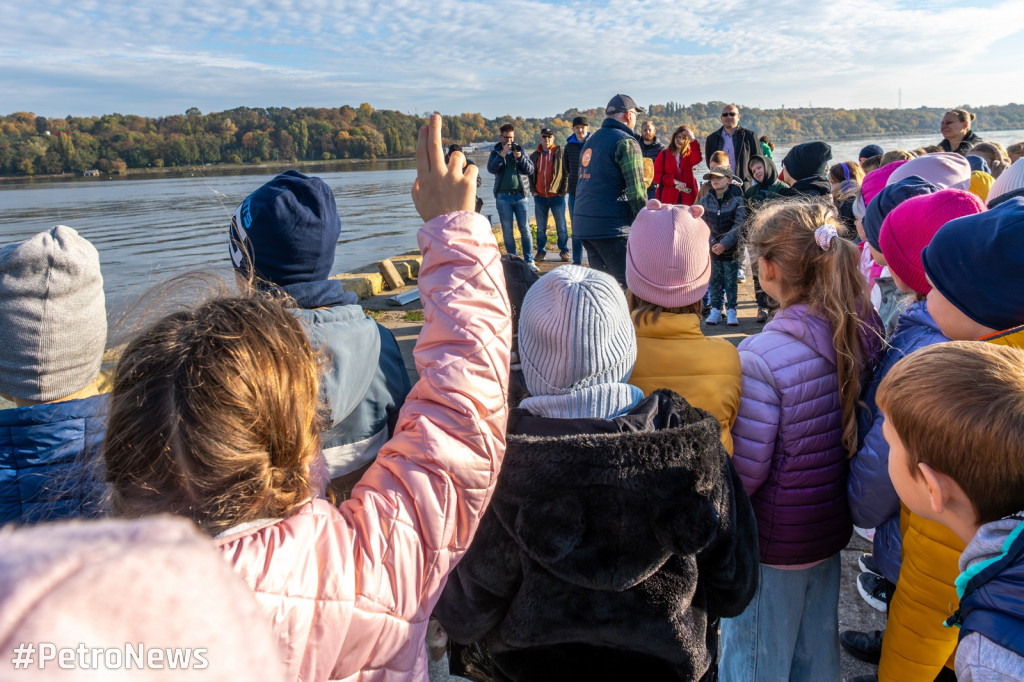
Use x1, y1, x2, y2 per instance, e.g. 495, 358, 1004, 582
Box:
1, 130, 1021, 315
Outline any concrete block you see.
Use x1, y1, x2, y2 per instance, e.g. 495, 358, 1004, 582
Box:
378, 259, 405, 290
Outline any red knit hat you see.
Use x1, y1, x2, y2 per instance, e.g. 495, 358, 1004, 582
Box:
879, 189, 986, 295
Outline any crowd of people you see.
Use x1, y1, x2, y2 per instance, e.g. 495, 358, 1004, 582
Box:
2, 100, 1024, 682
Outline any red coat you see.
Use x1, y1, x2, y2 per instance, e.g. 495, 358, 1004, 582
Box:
654, 145, 702, 205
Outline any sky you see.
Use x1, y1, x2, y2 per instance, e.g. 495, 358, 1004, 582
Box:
3, 0, 1024, 120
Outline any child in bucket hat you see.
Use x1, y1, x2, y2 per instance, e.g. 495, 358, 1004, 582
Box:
626, 199, 742, 453
229, 170, 411, 497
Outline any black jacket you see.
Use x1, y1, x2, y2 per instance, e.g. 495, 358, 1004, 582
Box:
779, 175, 834, 199
434, 390, 759, 682
939, 129, 982, 155
704, 126, 759, 189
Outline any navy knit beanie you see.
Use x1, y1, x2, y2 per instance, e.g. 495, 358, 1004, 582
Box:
863, 176, 939, 251
859, 144, 884, 160
922, 197, 1024, 332
229, 170, 341, 286
781, 141, 832, 181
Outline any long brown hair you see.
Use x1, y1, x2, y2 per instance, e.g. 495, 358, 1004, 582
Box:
104, 294, 322, 536
667, 125, 693, 155
747, 199, 873, 456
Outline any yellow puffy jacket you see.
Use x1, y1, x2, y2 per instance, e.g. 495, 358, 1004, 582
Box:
878, 506, 963, 681
629, 311, 741, 453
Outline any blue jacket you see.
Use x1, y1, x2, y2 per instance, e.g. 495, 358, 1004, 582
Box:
0, 394, 107, 525
487, 143, 534, 198
572, 118, 638, 240
949, 514, 1024, 680
848, 300, 948, 582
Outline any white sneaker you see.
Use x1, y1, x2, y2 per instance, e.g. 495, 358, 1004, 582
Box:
736, 268, 746, 282
706, 308, 723, 325
528, 261, 540, 273
727, 309, 739, 326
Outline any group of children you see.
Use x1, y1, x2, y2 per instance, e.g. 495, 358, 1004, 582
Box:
3, 113, 1024, 682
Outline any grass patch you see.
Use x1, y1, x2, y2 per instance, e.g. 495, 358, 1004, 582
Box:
364, 309, 384, 320
403, 310, 425, 322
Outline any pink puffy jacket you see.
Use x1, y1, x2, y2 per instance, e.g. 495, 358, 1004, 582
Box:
215, 211, 511, 681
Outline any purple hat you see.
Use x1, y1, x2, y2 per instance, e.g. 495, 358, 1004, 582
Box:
887, 152, 972, 191
626, 200, 711, 308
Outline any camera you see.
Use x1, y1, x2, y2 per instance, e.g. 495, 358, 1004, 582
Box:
510, 143, 521, 153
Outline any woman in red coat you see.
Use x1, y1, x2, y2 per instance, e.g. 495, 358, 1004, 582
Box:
655, 125, 703, 205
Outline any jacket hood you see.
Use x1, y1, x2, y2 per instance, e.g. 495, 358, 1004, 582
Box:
748, 154, 780, 187
566, 132, 589, 145
494, 391, 728, 591
897, 299, 943, 334
292, 304, 380, 425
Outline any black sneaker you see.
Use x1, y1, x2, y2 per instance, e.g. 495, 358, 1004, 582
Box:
857, 572, 893, 612
841, 629, 884, 665
859, 552, 882, 577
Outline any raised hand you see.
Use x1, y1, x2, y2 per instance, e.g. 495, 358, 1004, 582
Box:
411, 113, 478, 222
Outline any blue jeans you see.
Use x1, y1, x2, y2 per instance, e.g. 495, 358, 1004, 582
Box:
709, 259, 739, 310
496, 193, 532, 258
533, 195, 568, 255
580, 237, 628, 288
720, 554, 841, 682
567, 194, 583, 265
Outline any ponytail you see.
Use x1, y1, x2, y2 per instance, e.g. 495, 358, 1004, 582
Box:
747, 199, 874, 456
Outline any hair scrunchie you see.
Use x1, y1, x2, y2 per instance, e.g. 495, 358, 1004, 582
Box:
815, 224, 839, 251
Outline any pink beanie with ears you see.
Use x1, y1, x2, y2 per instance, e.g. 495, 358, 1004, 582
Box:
879, 189, 986, 295
626, 199, 711, 308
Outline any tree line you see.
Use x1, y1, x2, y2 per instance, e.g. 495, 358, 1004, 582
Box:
2, 101, 1023, 177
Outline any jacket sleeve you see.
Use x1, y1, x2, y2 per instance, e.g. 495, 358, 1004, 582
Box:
486, 150, 505, 175
688, 142, 703, 168
554, 149, 568, 195
516, 152, 535, 176
654, 150, 668, 198
848, 399, 900, 528
731, 349, 780, 496
697, 454, 760, 619
341, 210, 511, 639
718, 196, 747, 251
527, 151, 539, 195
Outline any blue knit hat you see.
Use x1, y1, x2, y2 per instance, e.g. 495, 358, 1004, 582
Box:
863, 176, 939, 251
229, 170, 341, 286
859, 144, 884, 160
519, 265, 636, 396
922, 197, 1024, 332
967, 155, 991, 175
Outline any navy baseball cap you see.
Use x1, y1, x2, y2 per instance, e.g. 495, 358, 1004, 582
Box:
606, 94, 644, 115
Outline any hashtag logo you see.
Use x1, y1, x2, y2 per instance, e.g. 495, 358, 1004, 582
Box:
11, 643, 34, 669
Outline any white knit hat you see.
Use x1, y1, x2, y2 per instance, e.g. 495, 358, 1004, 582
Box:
519, 266, 636, 396
988, 157, 1024, 207
0, 226, 106, 402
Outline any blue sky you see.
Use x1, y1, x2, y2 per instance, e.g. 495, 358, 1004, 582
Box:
3, 0, 1024, 119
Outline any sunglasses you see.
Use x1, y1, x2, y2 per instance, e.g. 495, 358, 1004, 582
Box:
721, 112, 738, 117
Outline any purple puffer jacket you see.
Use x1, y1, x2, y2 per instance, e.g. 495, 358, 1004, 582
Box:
732, 304, 882, 565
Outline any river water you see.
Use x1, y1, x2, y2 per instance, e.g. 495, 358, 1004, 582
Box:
1, 130, 1021, 315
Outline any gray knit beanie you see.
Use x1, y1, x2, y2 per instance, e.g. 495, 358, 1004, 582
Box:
519, 265, 636, 396
0, 226, 106, 402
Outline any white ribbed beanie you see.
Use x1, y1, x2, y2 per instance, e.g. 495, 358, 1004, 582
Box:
519, 265, 636, 396
988, 158, 1024, 206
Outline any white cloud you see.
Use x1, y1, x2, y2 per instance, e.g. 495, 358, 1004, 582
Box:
1, 0, 1022, 118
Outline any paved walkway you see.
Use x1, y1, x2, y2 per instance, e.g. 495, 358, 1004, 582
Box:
369, 256, 886, 681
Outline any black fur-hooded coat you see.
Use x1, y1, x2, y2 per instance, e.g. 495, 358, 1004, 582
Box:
434, 390, 759, 681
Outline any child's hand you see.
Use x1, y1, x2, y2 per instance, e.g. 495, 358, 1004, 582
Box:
412, 113, 478, 222
711, 243, 726, 255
